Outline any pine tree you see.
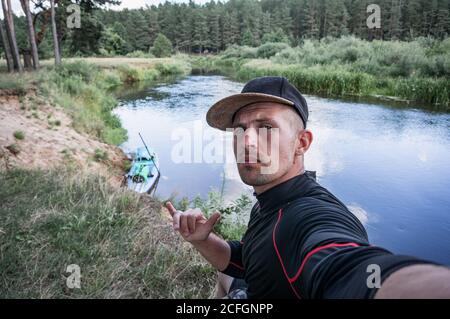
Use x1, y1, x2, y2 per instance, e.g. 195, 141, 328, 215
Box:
388, 0, 403, 40
434, 0, 450, 39
241, 28, 255, 46
0, 17, 13, 72
20, 0, 39, 69
303, 0, 320, 38
207, 5, 220, 52
150, 33, 172, 57
1, 0, 23, 71
133, 10, 152, 52
192, 8, 208, 53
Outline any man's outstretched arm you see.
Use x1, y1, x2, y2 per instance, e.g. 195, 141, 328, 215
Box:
375, 264, 450, 299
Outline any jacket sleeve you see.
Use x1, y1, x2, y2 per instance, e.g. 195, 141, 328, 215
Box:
220, 240, 245, 279
275, 199, 433, 299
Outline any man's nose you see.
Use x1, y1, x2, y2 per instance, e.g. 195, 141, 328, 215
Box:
244, 127, 258, 148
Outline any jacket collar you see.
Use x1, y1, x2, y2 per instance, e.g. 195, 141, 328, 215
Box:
255, 171, 317, 214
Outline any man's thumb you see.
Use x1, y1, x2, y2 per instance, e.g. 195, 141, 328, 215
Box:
165, 201, 177, 217
205, 212, 221, 228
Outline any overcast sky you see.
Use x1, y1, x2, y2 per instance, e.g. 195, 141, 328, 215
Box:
110, 0, 212, 10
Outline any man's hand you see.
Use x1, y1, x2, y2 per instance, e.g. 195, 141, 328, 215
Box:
165, 201, 221, 242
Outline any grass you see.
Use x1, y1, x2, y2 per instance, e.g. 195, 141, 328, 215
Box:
13, 131, 25, 140
0, 168, 216, 298
191, 37, 450, 107
0, 73, 32, 95
93, 148, 108, 162
0, 57, 191, 147
35, 58, 190, 146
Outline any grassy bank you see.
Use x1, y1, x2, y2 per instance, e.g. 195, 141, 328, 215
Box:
0, 57, 218, 298
0, 57, 191, 146
190, 37, 450, 108
0, 168, 215, 298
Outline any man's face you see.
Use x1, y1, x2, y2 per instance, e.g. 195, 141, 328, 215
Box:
231, 102, 305, 187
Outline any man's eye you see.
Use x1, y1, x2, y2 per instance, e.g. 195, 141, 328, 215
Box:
262, 124, 272, 130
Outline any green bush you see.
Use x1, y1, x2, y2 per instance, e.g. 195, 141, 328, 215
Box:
154, 61, 189, 76
150, 33, 173, 58
256, 42, 290, 59
273, 36, 450, 80
117, 64, 140, 84
221, 44, 257, 59
93, 148, 108, 162
219, 37, 449, 105
55, 60, 98, 83
261, 27, 290, 44
13, 131, 25, 140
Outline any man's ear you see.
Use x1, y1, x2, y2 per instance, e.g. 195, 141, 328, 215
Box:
296, 130, 313, 156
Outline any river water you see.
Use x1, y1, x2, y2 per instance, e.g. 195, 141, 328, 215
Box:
114, 75, 450, 265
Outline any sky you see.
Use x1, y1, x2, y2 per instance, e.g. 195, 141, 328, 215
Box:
110, 0, 212, 10
0, 0, 213, 18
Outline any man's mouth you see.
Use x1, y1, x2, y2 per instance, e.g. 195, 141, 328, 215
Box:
239, 152, 270, 165
244, 155, 259, 163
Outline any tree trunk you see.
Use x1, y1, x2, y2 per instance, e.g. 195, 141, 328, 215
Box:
1, 0, 23, 72
50, 0, 61, 65
20, 0, 39, 70
0, 18, 13, 72
22, 49, 32, 69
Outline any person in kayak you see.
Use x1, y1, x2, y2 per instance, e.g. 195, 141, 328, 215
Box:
165, 76, 450, 299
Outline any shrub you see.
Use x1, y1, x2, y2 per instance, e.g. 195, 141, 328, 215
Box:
256, 42, 290, 59
94, 148, 108, 162
13, 131, 25, 140
150, 33, 173, 58
221, 44, 257, 59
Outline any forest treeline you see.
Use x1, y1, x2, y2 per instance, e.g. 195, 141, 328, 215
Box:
1, 0, 449, 64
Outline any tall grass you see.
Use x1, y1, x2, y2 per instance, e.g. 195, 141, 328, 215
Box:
237, 61, 375, 96
0, 168, 216, 298
36, 58, 191, 145
194, 36, 450, 107
38, 61, 128, 145
0, 73, 34, 95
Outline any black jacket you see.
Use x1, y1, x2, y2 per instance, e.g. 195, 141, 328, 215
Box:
222, 171, 432, 299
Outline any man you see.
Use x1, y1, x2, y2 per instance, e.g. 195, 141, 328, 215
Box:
165, 76, 450, 299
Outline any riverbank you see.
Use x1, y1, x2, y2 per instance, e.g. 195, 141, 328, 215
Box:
189, 37, 450, 109
0, 57, 191, 180
0, 57, 218, 298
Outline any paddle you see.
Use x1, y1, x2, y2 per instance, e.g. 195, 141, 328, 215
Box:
138, 132, 161, 177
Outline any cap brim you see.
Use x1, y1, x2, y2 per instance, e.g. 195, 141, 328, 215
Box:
206, 93, 294, 131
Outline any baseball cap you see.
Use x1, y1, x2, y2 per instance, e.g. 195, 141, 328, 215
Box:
206, 76, 308, 131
